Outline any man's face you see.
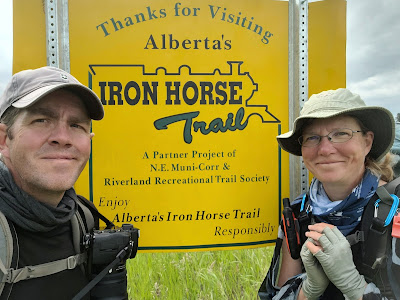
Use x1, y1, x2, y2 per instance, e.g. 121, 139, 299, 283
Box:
0, 89, 94, 204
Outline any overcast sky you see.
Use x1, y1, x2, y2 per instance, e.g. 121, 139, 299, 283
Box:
0, 0, 399, 116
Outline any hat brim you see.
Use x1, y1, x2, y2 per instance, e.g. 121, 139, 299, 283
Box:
12, 83, 104, 120
277, 106, 395, 161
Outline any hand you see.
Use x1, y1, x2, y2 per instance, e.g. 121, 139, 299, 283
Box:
305, 224, 367, 300
300, 238, 329, 300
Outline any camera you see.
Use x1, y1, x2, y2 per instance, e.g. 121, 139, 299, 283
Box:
83, 224, 139, 300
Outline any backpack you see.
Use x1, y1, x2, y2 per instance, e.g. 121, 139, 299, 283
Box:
0, 195, 99, 296
354, 178, 400, 299
259, 177, 400, 299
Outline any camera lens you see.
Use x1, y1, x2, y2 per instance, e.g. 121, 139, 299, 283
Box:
90, 269, 128, 300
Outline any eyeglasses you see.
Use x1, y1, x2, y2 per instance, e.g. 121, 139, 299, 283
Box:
298, 128, 363, 147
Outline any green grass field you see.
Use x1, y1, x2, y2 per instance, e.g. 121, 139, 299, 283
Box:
126, 246, 274, 299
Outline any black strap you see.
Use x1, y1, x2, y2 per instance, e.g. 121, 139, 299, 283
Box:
71, 244, 132, 300
292, 196, 311, 246
297, 210, 311, 245
384, 177, 400, 300
359, 178, 400, 275
373, 186, 394, 231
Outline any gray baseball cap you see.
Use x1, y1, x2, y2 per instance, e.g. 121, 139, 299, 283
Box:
0, 66, 104, 120
277, 88, 395, 161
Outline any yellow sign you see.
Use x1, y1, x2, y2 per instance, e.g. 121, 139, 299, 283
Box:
12, 0, 346, 252
70, 0, 288, 251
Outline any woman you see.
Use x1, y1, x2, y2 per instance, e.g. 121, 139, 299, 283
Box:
259, 88, 400, 299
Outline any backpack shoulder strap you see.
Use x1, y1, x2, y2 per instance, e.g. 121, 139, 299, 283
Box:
0, 253, 87, 284
0, 195, 116, 286
76, 200, 95, 233
76, 195, 115, 230
350, 178, 400, 244
292, 195, 312, 246
0, 210, 13, 295
76, 195, 97, 231
72, 195, 115, 254
358, 178, 400, 274
71, 211, 87, 255
0, 197, 92, 285
71, 195, 97, 256
383, 176, 400, 194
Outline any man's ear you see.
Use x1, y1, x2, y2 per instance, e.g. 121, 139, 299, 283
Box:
0, 124, 9, 155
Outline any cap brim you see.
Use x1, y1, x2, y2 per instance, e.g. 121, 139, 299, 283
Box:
12, 83, 104, 120
277, 107, 395, 161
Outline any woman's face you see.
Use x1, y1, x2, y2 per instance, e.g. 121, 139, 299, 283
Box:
301, 115, 374, 186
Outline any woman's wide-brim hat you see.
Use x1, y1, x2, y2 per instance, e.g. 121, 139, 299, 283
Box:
277, 88, 395, 161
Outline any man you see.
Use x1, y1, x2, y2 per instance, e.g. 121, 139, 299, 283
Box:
0, 66, 104, 299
